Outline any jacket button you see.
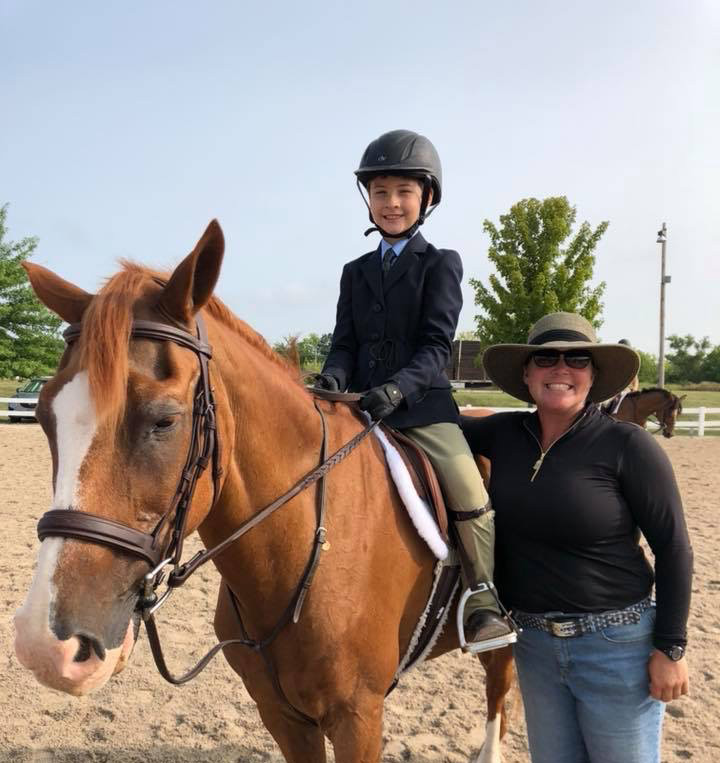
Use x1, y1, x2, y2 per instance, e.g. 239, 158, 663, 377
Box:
371, 332, 380, 340
373, 303, 383, 312
369, 360, 376, 368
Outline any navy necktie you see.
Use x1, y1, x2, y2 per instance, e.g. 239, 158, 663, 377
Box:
382, 248, 396, 276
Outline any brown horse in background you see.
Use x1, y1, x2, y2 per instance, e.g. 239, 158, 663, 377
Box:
14, 221, 513, 763
611, 388, 685, 437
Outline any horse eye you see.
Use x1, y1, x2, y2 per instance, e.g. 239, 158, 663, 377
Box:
153, 416, 177, 432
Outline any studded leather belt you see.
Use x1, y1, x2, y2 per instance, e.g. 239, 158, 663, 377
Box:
512, 597, 653, 638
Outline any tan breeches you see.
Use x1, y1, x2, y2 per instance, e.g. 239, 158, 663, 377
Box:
402, 422, 498, 614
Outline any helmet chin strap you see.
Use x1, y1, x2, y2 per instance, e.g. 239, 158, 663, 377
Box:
358, 177, 436, 238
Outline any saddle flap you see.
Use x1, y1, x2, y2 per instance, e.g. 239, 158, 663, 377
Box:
380, 425, 449, 541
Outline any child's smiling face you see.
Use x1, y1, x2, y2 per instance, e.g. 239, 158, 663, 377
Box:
368, 175, 429, 240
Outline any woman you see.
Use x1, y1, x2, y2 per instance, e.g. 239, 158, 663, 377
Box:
461, 312, 692, 763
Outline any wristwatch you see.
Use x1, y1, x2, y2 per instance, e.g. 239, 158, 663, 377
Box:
660, 645, 685, 661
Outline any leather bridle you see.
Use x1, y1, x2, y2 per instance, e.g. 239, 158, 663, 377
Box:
34, 317, 377, 705
38, 318, 222, 572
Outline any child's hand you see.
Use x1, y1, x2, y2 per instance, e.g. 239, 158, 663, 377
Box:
314, 373, 340, 392
359, 383, 403, 420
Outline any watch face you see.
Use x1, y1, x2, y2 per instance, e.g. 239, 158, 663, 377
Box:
667, 645, 684, 661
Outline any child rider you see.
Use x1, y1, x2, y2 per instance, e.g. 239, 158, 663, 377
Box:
315, 129, 514, 651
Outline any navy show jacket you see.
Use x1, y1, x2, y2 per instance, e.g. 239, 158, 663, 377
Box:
322, 232, 461, 430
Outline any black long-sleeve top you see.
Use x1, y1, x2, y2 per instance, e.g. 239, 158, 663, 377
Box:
461, 404, 693, 650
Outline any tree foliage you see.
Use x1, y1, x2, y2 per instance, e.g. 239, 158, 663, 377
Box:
701, 346, 720, 383
272, 332, 333, 371
0, 205, 63, 378
665, 334, 713, 384
470, 196, 607, 345
635, 349, 658, 385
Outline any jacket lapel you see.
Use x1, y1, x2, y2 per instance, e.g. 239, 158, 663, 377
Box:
383, 232, 427, 292
359, 247, 384, 302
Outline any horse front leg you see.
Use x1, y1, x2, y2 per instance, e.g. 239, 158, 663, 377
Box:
475, 646, 514, 763
254, 701, 328, 763
215, 584, 327, 763
323, 692, 385, 763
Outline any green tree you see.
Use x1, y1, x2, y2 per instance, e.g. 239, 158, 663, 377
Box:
636, 349, 658, 385
297, 332, 333, 369
701, 346, 720, 383
470, 196, 607, 344
0, 205, 63, 378
665, 334, 711, 384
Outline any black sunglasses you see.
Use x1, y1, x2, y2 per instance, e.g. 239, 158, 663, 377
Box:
530, 350, 594, 370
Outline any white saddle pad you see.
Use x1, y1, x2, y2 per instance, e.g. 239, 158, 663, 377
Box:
371, 425, 449, 560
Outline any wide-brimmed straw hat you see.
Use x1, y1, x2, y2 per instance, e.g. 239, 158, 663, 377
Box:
482, 312, 640, 404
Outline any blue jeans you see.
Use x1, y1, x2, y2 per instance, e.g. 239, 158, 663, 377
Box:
513, 606, 665, 763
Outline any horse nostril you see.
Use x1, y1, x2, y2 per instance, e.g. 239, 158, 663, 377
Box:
73, 634, 106, 662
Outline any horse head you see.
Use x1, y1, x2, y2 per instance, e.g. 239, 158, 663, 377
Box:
14, 221, 227, 695
659, 391, 685, 438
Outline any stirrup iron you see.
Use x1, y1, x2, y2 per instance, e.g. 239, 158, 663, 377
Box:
456, 583, 520, 654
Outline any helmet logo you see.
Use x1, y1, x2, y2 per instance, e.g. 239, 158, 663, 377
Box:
377, 154, 386, 162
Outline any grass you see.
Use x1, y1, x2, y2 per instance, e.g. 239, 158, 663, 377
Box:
453, 385, 720, 411
664, 384, 720, 410
453, 388, 526, 408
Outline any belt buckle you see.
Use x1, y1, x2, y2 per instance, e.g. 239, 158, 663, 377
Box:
549, 619, 579, 638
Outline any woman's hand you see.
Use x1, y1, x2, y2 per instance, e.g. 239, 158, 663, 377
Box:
648, 650, 689, 701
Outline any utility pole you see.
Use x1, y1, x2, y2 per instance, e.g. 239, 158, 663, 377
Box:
656, 223, 669, 387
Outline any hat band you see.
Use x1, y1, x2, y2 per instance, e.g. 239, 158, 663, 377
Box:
530, 329, 592, 345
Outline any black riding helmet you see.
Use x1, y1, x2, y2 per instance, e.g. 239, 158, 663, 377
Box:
355, 129, 442, 239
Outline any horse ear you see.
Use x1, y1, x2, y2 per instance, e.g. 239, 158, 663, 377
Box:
159, 220, 225, 322
22, 262, 94, 324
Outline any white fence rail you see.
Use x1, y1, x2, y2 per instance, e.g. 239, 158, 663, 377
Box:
4, 399, 720, 435
0, 397, 40, 418
459, 405, 720, 437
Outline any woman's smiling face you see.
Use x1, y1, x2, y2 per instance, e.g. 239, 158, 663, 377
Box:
523, 352, 595, 416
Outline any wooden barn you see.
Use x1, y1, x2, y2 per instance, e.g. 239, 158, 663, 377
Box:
445, 340, 491, 385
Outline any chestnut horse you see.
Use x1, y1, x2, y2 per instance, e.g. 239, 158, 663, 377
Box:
14, 221, 513, 763
611, 388, 685, 438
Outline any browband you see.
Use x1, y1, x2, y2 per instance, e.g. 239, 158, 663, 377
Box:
63, 320, 212, 358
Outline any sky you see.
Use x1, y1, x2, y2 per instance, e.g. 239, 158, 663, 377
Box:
2, 0, 719, 354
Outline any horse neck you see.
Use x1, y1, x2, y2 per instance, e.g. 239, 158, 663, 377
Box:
198, 316, 324, 602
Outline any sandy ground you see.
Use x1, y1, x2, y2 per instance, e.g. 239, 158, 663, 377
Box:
1, 424, 717, 763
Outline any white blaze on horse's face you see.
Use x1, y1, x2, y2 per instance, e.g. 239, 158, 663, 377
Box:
13, 370, 135, 695
51, 371, 97, 508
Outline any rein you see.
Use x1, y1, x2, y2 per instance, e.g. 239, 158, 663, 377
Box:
35, 317, 379, 694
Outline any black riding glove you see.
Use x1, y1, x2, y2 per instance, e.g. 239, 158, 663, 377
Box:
314, 373, 340, 392
359, 382, 403, 420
